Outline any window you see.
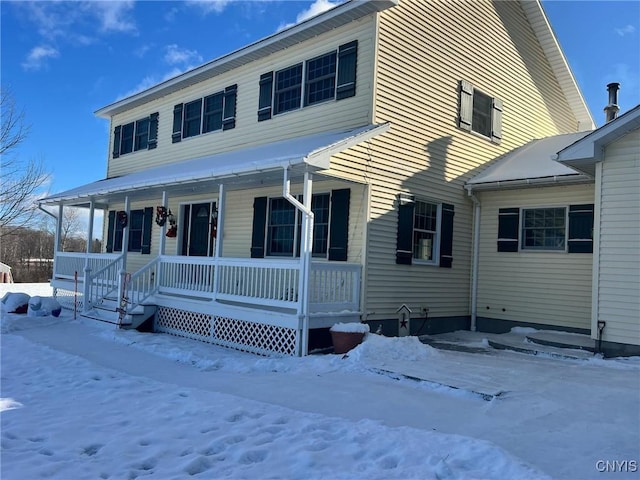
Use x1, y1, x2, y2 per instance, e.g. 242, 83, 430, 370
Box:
305, 52, 337, 106
413, 201, 439, 261
106, 208, 153, 254
251, 190, 350, 261
497, 205, 593, 253
275, 64, 303, 115
396, 195, 454, 268
134, 118, 149, 150
522, 207, 566, 250
172, 85, 237, 143
203, 92, 224, 133
267, 198, 297, 256
258, 40, 358, 121
458, 80, 502, 143
112, 113, 158, 158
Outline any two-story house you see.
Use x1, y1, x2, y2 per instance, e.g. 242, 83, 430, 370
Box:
40, 0, 594, 356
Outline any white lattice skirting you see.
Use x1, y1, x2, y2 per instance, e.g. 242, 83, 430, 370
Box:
54, 288, 84, 312
155, 306, 298, 356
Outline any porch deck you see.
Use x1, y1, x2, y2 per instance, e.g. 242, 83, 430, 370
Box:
52, 252, 362, 356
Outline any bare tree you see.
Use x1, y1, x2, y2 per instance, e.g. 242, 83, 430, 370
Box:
59, 207, 84, 252
0, 88, 49, 236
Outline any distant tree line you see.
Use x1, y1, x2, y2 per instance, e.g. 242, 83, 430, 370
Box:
1, 225, 102, 283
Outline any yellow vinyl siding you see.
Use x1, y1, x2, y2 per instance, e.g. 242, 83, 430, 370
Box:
344, 0, 581, 322
107, 16, 377, 178
476, 184, 594, 330
597, 130, 640, 345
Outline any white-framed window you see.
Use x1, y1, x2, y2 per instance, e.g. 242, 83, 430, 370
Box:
112, 113, 158, 158
396, 195, 454, 268
172, 85, 237, 143
266, 193, 331, 257
412, 200, 440, 263
521, 207, 567, 251
497, 205, 594, 253
258, 41, 357, 121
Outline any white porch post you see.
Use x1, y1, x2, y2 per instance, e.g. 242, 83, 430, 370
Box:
300, 172, 313, 356
215, 184, 224, 258
213, 183, 225, 301
55, 205, 63, 254
159, 191, 167, 256
117, 196, 131, 305
82, 201, 95, 313
86, 201, 95, 253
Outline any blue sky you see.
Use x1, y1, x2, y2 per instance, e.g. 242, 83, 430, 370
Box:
2, 0, 639, 202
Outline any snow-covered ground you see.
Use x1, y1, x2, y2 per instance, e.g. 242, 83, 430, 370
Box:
1, 284, 639, 479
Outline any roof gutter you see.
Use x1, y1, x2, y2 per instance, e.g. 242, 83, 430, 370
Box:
464, 173, 592, 192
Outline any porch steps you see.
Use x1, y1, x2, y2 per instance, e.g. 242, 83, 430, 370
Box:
82, 298, 156, 330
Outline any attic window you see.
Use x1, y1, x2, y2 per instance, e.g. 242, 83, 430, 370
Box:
458, 80, 503, 144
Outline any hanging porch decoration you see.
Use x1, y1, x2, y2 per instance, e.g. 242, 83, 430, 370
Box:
117, 211, 128, 228
165, 210, 177, 238
155, 206, 168, 226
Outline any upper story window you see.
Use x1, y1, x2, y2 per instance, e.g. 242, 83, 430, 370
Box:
112, 113, 158, 159
396, 194, 454, 268
172, 84, 237, 143
458, 79, 502, 144
497, 205, 594, 253
250, 189, 351, 261
258, 40, 358, 121
275, 64, 303, 115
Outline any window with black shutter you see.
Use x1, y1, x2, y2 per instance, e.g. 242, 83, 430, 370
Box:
497, 208, 520, 252
567, 204, 594, 253
112, 113, 159, 156
459, 80, 502, 144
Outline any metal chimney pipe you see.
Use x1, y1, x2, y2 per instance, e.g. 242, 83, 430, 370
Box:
604, 82, 620, 123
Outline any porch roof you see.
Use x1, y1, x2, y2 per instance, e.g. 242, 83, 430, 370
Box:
40, 123, 390, 207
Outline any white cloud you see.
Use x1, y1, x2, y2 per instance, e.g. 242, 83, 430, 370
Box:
185, 0, 231, 15
22, 45, 60, 71
88, 1, 137, 34
278, 0, 342, 31
164, 44, 203, 66
614, 24, 636, 37
119, 67, 187, 100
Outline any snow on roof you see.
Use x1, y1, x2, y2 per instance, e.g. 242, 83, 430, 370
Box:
40, 123, 389, 206
466, 131, 592, 189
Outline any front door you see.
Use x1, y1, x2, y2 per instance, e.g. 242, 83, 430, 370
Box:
181, 202, 216, 256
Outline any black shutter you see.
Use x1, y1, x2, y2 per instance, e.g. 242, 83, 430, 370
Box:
258, 72, 273, 121
491, 97, 503, 144
458, 80, 473, 131
396, 198, 415, 265
251, 197, 268, 258
498, 208, 520, 252
112, 126, 121, 159
328, 189, 350, 261
222, 84, 237, 131
106, 210, 116, 253
148, 112, 159, 150
439, 203, 454, 268
172, 103, 183, 143
141, 207, 153, 254
568, 204, 594, 253
336, 40, 357, 100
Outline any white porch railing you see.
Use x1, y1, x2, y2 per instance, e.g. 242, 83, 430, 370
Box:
54, 252, 121, 280
54, 253, 361, 315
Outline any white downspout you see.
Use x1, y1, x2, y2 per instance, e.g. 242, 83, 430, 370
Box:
283, 167, 314, 356
466, 186, 481, 332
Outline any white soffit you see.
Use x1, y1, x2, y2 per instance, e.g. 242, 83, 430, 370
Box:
521, 0, 595, 131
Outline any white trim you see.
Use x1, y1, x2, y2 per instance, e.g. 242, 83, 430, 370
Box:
591, 161, 603, 340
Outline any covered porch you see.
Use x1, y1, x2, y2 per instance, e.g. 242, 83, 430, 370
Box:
40, 124, 388, 356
